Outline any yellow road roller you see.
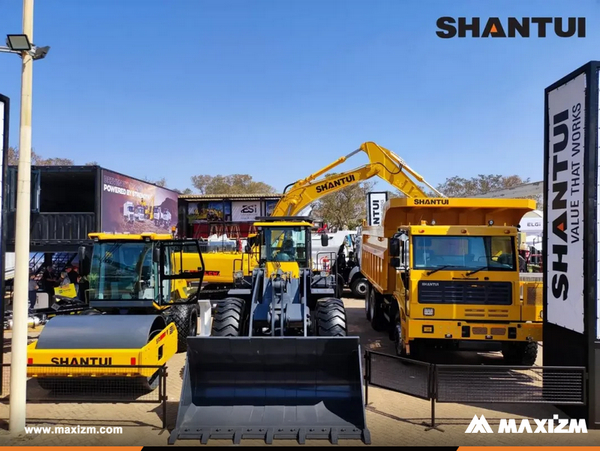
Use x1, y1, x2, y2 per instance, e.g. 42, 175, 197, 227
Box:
26, 232, 209, 391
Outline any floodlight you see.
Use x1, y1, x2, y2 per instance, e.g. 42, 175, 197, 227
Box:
6, 34, 31, 51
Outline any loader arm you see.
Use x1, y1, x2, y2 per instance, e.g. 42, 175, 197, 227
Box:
271, 141, 445, 217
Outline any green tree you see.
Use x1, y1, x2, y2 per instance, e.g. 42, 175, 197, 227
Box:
191, 174, 277, 195
311, 173, 375, 229
435, 174, 530, 197
8, 147, 74, 166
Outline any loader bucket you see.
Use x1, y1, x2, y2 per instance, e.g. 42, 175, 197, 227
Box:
168, 336, 370, 445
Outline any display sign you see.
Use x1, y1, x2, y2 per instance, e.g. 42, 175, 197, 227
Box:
100, 169, 179, 234
187, 201, 225, 223
366, 192, 388, 226
265, 200, 278, 216
232, 201, 261, 222
545, 72, 586, 335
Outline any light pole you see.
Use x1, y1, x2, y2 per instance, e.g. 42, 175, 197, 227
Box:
0, 0, 51, 435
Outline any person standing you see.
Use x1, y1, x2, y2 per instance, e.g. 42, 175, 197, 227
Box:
28, 271, 38, 312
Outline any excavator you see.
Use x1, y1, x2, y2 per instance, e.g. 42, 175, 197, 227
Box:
169, 142, 443, 445
190, 141, 444, 295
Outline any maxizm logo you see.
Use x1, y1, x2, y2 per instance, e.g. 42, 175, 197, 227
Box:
436, 17, 586, 38
465, 415, 587, 434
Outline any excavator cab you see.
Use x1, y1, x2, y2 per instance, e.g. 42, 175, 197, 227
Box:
170, 218, 370, 445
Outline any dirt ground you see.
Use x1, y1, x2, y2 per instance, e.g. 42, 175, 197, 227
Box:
0, 295, 597, 447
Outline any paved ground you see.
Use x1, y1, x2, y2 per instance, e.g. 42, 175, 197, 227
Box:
0, 294, 598, 446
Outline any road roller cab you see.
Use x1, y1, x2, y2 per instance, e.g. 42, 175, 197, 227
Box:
27, 232, 210, 390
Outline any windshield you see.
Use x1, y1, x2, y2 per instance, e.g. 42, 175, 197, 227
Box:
412, 235, 516, 271
88, 242, 157, 300
261, 227, 308, 266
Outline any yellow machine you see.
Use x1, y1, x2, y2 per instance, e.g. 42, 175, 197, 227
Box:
170, 216, 369, 445
192, 141, 445, 292
27, 232, 207, 390
361, 197, 543, 366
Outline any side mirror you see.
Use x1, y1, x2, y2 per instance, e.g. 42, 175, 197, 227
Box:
153, 247, 161, 263
321, 234, 329, 247
400, 240, 406, 265
78, 246, 87, 264
390, 257, 400, 268
389, 238, 400, 257
78, 246, 90, 276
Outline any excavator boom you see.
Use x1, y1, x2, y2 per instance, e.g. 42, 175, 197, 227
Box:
272, 141, 444, 216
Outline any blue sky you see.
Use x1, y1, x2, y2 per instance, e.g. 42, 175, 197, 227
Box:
1, 0, 599, 194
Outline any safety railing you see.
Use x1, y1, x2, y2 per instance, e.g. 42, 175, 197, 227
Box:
0, 363, 168, 429
364, 350, 587, 429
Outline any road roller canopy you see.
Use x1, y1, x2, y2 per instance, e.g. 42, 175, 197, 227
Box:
86, 237, 205, 308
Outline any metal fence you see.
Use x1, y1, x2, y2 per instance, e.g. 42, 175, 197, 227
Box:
364, 350, 587, 428
0, 363, 168, 429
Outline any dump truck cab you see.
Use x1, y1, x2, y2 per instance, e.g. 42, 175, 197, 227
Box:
362, 198, 542, 366
26, 232, 210, 391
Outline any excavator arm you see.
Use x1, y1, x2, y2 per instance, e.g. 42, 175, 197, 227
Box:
271, 141, 444, 217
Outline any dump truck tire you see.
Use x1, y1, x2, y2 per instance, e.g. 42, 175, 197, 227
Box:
368, 288, 386, 332
351, 277, 368, 298
502, 341, 538, 366
211, 297, 245, 336
168, 304, 200, 352
365, 284, 371, 320
315, 298, 347, 336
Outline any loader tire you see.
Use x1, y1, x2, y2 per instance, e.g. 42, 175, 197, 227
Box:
211, 297, 245, 337
168, 303, 200, 353
502, 341, 538, 367
315, 298, 347, 336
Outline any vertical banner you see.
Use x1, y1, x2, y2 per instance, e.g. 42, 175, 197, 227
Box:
0, 94, 9, 394
543, 61, 600, 428
597, 68, 600, 340
545, 71, 586, 334
366, 191, 388, 226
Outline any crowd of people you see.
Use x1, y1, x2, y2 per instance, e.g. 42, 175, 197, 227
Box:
28, 263, 86, 311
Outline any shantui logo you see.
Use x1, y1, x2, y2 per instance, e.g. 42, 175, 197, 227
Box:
436, 17, 586, 38
466, 414, 587, 434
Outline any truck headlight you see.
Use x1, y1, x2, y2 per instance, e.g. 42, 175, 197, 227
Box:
233, 270, 244, 280
423, 308, 435, 316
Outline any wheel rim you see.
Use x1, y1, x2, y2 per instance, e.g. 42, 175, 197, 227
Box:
356, 281, 367, 295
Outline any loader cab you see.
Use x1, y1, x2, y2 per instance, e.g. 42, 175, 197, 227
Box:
258, 225, 310, 267
253, 218, 314, 271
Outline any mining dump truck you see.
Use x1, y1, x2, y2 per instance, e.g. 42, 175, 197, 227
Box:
26, 232, 210, 390
169, 217, 370, 445
361, 197, 543, 366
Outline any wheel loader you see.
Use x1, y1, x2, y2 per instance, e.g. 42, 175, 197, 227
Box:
26, 232, 211, 391
169, 217, 370, 445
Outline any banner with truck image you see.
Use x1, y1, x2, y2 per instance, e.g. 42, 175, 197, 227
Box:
100, 169, 179, 234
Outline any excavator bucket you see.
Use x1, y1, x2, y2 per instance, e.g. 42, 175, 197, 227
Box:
169, 336, 370, 445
